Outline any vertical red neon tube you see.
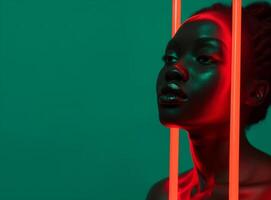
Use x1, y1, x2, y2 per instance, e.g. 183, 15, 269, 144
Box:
169, 128, 180, 200
229, 0, 242, 200
169, 1, 181, 200
172, 0, 181, 37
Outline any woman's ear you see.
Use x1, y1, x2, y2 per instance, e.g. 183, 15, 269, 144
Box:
245, 80, 270, 106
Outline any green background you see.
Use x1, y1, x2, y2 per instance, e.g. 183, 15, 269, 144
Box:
0, 0, 271, 199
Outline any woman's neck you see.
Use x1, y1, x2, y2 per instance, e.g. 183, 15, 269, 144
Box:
187, 123, 255, 186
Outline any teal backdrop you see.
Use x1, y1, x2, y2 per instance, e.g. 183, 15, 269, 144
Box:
0, 0, 271, 199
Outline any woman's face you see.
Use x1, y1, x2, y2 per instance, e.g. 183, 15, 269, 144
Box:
157, 12, 234, 130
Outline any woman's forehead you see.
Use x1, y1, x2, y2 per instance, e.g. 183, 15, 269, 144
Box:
176, 20, 222, 38
167, 13, 231, 51
185, 11, 231, 31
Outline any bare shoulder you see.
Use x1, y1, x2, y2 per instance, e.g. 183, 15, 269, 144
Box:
239, 151, 271, 199
258, 184, 271, 200
145, 177, 168, 200
145, 169, 193, 200
250, 150, 271, 183
240, 180, 271, 200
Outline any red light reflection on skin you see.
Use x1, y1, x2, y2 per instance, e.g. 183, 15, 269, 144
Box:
165, 168, 215, 199
168, 11, 233, 200
182, 8, 241, 200
182, 12, 232, 126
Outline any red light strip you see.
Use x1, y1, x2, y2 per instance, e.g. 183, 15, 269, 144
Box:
169, 128, 180, 200
229, 0, 242, 199
172, 0, 181, 37
169, 1, 181, 200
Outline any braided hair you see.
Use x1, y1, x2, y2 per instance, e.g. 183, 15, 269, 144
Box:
191, 2, 271, 128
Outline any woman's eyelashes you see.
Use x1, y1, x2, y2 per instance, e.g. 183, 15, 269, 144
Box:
196, 55, 219, 65
162, 55, 179, 64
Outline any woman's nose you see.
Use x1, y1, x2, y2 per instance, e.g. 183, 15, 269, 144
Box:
165, 65, 188, 83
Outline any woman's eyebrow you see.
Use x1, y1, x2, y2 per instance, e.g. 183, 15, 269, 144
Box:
166, 40, 180, 52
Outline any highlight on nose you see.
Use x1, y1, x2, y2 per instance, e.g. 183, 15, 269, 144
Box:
165, 66, 188, 83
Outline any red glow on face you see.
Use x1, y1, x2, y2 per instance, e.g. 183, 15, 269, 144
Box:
157, 11, 234, 198
158, 11, 233, 130
186, 12, 232, 129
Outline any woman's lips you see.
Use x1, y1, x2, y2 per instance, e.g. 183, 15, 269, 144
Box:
159, 94, 187, 105
158, 82, 188, 105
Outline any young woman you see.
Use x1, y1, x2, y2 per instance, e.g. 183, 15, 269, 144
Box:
147, 2, 271, 200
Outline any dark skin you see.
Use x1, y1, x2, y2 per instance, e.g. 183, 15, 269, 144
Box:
148, 11, 271, 200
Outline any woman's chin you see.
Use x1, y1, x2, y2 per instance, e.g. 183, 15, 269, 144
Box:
159, 116, 214, 131
161, 122, 182, 128
159, 117, 187, 129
